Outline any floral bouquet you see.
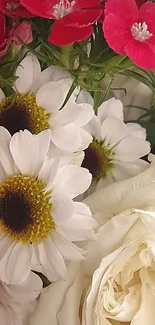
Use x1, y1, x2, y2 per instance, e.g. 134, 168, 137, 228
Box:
0, 0, 155, 324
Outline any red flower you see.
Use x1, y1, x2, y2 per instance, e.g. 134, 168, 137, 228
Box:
103, 0, 155, 70
0, 0, 33, 17
0, 12, 14, 59
20, 0, 102, 45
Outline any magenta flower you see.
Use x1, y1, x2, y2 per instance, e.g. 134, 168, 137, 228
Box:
103, 0, 155, 70
20, 0, 102, 46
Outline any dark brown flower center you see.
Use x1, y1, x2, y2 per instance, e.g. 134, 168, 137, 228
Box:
82, 140, 113, 181
0, 176, 54, 243
0, 94, 50, 136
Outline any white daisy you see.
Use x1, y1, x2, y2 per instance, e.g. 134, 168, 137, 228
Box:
0, 271, 42, 325
0, 127, 95, 285
83, 97, 151, 189
0, 54, 93, 153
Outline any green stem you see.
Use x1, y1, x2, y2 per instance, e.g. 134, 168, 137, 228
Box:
60, 45, 73, 69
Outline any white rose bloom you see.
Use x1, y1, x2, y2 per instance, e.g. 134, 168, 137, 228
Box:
0, 54, 94, 153
82, 97, 150, 189
30, 156, 155, 325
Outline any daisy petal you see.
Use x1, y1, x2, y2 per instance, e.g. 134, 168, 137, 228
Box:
52, 231, 85, 261
114, 136, 151, 161
0, 242, 32, 285
0, 88, 5, 102
53, 165, 92, 199
15, 54, 41, 94
98, 98, 124, 122
51, 192, 74, 224
36, 79, 75, 113
10, 272, 43, 303
0, 127, 17, 176
36, 66, 71, 90
101, 117, 127, 148
10, 129, 51, 175
39, 239, 67, 280
51, 124, 81, 152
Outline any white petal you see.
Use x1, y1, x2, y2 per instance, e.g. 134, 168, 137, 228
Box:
10, 129, 51, 175
9, 272, 42, 303
114, 136, 151, 162
59, 201, 96, 241
84, 115, 101, 139
0, 242, 32, 285
52, 102, 81, 126
101, 117, 127, 148
0, 235, 13, 260
52, 231, 85, 260
112, 160, 149, 181
36, 66, 71, 90
53, 165, 92, 199
51, 192, 74, 224
132, 282, 155, 325
0, 127, 17, 176
74, 103, 94, 127
0, 89, 5, 102
127, 123, 146, 139
77, 89, 94, 106
98, 97, 124, 122
29, 262, 82, 325
51, 124, 81, 152
38, 239, 67, 280
77, 128, 93, 151
36, 79, 76, 113
38, 157, 60, 189
15, 54, 41, 94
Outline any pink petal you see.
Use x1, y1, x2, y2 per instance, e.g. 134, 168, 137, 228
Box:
105, 0, 138, 25
20, 0, 56, 18
103, 13, 133, 54
124, 39, 155, 70
62, 9, 102, 26
0, 0, 33, 17
48, 20, 93, 46
74, 0, 100, 8
139, 1, 155, 34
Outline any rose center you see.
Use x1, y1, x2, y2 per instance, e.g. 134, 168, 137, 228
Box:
131, 22, 152, 42
53, 0, 75, 19
0, 94, 49, 136
0, 175, 54, 243
82, 140, 113, 182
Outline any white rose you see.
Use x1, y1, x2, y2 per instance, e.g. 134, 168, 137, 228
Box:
29, 156, 155, 325
83, 208, 155, 325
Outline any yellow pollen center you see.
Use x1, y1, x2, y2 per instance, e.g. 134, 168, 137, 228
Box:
0, 175, 54, 243
0, 94, 50, 136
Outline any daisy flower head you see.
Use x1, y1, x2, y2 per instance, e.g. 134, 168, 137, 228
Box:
0, 271, 42, 325
0, 54, 93, 154
0, 127, 95, 285
83, 97, 150, 189
103, 0, 155, 70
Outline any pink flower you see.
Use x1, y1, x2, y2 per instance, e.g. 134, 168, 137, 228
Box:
12, 21, 33, 46
103, 0, 155, 70
0, 0, 33, 17
20, 0, 102, 45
